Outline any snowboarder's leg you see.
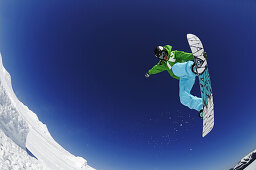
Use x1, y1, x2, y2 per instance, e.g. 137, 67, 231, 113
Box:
179, 77, 203, 111
172, 61, 195, 78
172, 61, 203, 111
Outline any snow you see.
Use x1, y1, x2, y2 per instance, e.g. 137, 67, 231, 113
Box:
0, 53, 95, 170
245, 159, 256, 170
231, 149, 256, 170
0, 129, 47, 170
244, 149, 256, 170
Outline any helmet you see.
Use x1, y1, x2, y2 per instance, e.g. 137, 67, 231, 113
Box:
154, 46, 168, 60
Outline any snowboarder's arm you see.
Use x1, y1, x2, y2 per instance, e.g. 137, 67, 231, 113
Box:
147, 61, 166, 75
174, 50, 194, 62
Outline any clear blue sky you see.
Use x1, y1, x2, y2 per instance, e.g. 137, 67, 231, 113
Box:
0, 0, 255, 169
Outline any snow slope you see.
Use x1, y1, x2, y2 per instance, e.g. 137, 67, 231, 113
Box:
0, 53, 95, 170
230, 149, 256, 170
246, 159, 256, 170
0, 129, 47, 169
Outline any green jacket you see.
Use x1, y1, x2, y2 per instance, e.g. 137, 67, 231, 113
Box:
148, 45, 194, 80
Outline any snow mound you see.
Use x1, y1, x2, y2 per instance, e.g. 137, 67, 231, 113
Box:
0, 81, 29, 149
0, 53, 95, 170
230, 149, 256, 170
0, 55, 29, 149
0, 129, 47, 170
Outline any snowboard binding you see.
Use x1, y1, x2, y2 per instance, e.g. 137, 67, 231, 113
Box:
191, 51, 208, 75
198, 109, 203, 119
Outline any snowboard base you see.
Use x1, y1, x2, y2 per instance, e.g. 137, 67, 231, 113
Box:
187, 34, 214, 137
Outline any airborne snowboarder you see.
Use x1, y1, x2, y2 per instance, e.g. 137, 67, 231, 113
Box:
145, 45, 205, 117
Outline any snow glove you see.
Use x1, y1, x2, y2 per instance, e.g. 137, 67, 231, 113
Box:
145, 73, 150, 78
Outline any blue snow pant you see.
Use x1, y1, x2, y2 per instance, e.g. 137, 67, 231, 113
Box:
172, 61, 203, 111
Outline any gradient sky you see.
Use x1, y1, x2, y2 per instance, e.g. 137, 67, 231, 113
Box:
0, 0, 256, 170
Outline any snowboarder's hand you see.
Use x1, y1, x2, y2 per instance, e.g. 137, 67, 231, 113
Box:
145, 73, 150, 78
203, 51, 207, 60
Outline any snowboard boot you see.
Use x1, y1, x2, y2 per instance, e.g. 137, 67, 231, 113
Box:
198, 109, 203, 119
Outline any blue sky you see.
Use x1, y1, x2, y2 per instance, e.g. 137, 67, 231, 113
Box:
0, 0, 256, 169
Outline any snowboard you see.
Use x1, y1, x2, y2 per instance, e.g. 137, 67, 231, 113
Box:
187, 34, 214, 137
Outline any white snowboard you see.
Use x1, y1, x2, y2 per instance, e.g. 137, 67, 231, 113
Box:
187, 34, 214, 137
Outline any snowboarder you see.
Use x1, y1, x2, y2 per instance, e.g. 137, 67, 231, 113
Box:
145, 45, 205, 117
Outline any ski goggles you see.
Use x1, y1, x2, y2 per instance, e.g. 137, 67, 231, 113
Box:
157, 52, 166, 60
155, 46, 167, 60
156, 51, 167, 60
